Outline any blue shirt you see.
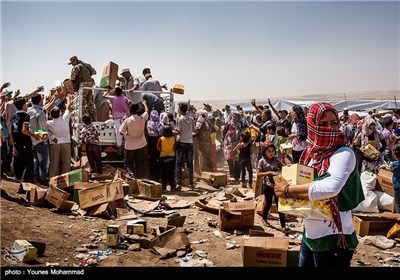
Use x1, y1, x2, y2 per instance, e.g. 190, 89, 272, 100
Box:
392, 161, 400, 189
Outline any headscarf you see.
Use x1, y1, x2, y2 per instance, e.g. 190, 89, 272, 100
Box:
300, 102, 347, 175
360, 117, 382, 151
299, 102, 348, 249
292, 105, 307, 140
147, 110, 163, 135
348, 113, 360, 125
195, 109, 209, 130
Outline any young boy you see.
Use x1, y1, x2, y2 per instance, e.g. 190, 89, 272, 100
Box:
79, 114, 104, 174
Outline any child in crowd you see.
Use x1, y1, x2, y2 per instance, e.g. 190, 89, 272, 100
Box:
276, 127, 292, 164
380, 144, 400, 213
104, 87, 130, 154
157, 124, 176, 192
234, 130, 253, 188
79, 114, 104, 174
257, 142, 289, 233
208, 115, 218, 172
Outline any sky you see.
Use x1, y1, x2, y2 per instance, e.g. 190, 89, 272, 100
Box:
1, 0, 399, 103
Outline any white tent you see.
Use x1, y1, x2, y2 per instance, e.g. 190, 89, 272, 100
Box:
228, 99, 398, 113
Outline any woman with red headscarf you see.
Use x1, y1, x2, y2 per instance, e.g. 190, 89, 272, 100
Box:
274, 102, 364, 267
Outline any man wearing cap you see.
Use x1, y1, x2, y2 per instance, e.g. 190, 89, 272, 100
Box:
118, 68, 141, 104
68, 56, 97, 121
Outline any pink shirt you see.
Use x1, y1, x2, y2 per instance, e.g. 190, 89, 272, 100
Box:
107, 95, 130, 119
119, 112, 149, 150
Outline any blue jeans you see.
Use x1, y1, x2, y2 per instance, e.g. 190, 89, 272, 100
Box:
175, 142, 194, 185
394, 188, 400, 213
299, 239, 354, 267
33, 142, 49, 182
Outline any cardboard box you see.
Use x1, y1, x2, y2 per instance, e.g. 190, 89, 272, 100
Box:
63, 79, 76, 94
375, 169, 394, 196
49, 169, 88, 190
32, 129, 48, 141
45, 186, 70, 208
106, 180, 124, 202
352, 215, 399, 237
219, 201, 255, 231
73, 182, 102, 204
106, 225, 121, 246
78, 184, 108, 209
172, 84, 184, 95
243, 237, 288, 267
12, 240, 37, 263
201, 172, 227, 187
252, 176, 263, 197
287, 245, 300, 267
127, 223, 145, 235
276, 164, 332, 220
127, 219, 147, 234
256, 195, 265, 215
28, 186, 49, 207
137, 179, 163, 198
166, 213, 186, 227
362, 144, 380, 160
100, 61, 118, 89
279, 142, 293, 155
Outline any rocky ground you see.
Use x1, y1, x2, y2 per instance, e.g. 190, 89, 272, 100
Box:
1, 169, 400, 271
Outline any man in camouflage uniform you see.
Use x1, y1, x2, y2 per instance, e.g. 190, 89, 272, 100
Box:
69, 56, 97, 121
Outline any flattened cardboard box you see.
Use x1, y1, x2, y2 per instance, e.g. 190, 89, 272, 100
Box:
137, 179, 162, 198
375, 169, 394, 197
219, 201, 255, 231
243, 237, 288, 267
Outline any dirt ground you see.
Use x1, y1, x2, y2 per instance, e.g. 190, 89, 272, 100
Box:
1, 168, 400, 270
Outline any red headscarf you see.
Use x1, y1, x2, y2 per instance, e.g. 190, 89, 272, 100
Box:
299, 102, 348, 249
300, 102, 347, 176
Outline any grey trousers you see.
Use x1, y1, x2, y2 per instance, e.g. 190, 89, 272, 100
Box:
49, 143, 71, 178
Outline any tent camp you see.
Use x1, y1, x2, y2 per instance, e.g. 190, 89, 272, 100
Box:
226, 90, 399, 113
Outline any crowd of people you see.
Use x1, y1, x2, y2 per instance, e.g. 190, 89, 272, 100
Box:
1, 56, 400, 267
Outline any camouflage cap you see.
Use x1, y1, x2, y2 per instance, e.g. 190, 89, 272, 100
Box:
68, 56, 78, 65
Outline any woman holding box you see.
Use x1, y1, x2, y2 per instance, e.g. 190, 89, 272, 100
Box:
274, 102, 364, 267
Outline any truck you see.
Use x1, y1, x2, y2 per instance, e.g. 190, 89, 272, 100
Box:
70, 87, 176, 164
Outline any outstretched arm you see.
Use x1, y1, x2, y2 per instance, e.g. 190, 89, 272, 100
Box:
268, 98, 280, 119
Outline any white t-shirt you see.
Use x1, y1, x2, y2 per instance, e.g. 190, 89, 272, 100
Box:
304, 146, 356, 239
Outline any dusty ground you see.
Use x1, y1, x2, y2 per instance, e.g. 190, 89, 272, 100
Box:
1, 167, 400, 270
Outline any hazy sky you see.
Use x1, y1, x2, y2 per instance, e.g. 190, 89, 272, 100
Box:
1, 1, 399, 102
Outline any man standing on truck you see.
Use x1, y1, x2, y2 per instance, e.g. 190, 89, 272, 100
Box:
118, 68, 142, 105
68, 55, 97, 121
